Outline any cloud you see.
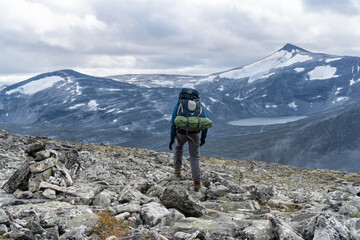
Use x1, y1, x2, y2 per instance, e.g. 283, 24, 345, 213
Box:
0, 0, 359, 82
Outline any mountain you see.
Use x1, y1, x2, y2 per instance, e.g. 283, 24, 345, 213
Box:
0, 44, 360, 171
243, 99, 360, 171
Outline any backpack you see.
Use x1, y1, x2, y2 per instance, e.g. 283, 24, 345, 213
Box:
174, 88, 212, 130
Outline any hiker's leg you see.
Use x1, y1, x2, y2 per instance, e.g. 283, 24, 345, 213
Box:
174, 133, 187, 171
188, 132, 201, 182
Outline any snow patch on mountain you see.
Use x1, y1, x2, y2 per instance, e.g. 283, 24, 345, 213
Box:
325, 57, 342, 63
219, 50, 313, 83
69, 103, 85, 110
88, 100, 98, 111
288, 102, 298, 110
307, 66, 339, 80
6, 76, 64, 95
294, 67, 305, 72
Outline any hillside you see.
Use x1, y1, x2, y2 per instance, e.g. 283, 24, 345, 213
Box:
0, 130, 360, 239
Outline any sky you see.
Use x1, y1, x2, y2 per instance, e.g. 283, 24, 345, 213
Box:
0, 0, 360, 84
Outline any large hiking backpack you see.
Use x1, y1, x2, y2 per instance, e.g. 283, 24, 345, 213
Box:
174, 88, 213, 130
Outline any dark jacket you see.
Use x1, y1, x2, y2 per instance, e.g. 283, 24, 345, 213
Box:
170, 101, 208, 140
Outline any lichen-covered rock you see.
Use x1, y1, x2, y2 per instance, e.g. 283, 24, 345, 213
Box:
0, 209, 9, 224
239, 220, 276, 240
160, 186, 206, 217
28, 168, 52, 193
29, 158, 57, 173
141, 202, 171, 226
168, 216, 239, 239
119, 185, 153, 204
269, 215, 303, 240
115, 203, 142, 214
303, 213, 350, 240
207, 184, 229, 199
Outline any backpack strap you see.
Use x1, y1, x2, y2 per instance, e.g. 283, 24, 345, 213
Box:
197, 100, 203, 117
177, 100, 184, 115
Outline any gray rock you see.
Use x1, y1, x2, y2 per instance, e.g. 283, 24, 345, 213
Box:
0, 209, 9, 224
13, 189, 34, 199
168, 217, 239, 239
92, 191, 112, 207
0, 224, 8, 235
29, 157, 56, 173
325, 190, 351, 202
173, 230, 199, 240
160, 186, 206, 217
270, 215, 303, 240
119, 185, 152, 204
34, 150, 52, 161
347, 218, 360, 240
348, 197, 360, 211
115, 203, 142, 214
303, 213, 350, 240
26, 220, 45, 235
59, 225, 86, 240
240, 220, 276, 240
42, 188, 57, 199
115, 212, 130, 222
248, 185, 276, 204
28, 168, 53, 192
25, 141, 46, 155
141, 202, 171, 226
207, 184, 229, 199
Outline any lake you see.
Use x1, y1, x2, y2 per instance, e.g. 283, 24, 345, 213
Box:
228, 116, 307, 126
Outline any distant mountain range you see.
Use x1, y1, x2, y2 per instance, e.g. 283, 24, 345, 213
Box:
0, 43, 360, 171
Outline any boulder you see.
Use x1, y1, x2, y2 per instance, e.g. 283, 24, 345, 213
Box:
207, 184, 229, 199
303, 213, 350, 240
168, 216, 239, 239
140, 202, 171, 226
115, 203, 141, 214
160, 186, 206, 217
239, 220, 276, 240
25, 141, 46, 155
119, 185, 152, 204
269, 215, 303, 240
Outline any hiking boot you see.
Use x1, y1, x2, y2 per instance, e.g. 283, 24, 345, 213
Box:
174, 169, 181, 177
193, 180, 202, 191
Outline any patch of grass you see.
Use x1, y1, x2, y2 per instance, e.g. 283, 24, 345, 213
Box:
91, 211, 130, 239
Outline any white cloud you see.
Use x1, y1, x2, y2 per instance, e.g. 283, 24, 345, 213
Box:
0, 0, 359, 80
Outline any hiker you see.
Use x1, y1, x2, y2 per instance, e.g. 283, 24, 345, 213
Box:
169, 88, 212, 191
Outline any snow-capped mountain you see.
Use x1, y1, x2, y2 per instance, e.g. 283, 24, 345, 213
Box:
0, 44, 360, 170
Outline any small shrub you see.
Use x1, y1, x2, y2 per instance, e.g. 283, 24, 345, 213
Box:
92, 211, 130, 239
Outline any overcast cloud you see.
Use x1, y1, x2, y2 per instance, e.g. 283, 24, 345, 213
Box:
0, 0, 360, 83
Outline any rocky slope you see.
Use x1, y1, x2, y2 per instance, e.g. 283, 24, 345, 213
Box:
0, 130, 360, 239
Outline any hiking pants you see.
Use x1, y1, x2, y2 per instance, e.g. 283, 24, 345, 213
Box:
174, 132, 201, 182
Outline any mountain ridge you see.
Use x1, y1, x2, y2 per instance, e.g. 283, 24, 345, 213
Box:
0, 43, 359, 171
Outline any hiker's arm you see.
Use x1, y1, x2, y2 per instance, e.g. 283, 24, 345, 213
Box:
170, 102, 179, 140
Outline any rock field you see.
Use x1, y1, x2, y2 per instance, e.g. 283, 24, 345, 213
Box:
0, 129, 360, 239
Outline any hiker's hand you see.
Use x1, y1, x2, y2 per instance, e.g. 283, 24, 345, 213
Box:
200, 138, 205, 146
169, 138, 175, 150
